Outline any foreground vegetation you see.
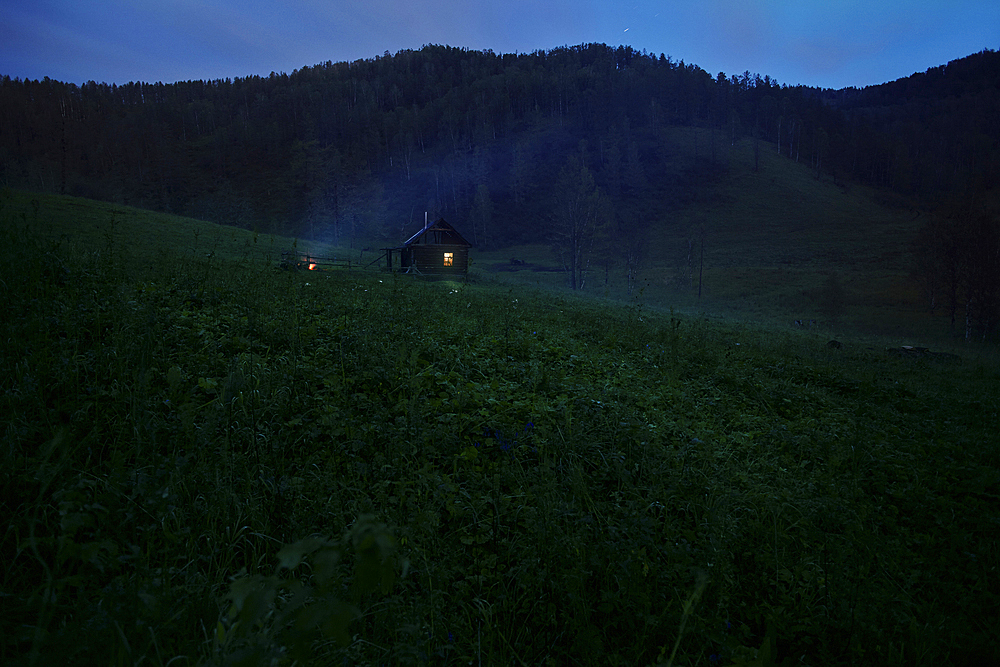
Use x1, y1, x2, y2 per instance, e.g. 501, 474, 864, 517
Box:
2, 193, 999, 666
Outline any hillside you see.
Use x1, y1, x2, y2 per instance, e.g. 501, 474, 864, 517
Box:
3, 45, 998, 340
654, 133, 928, 336
472, 133, 951, 344
0, 149, 969, 350
2, 188, 999, 665
3, 45, 997, 239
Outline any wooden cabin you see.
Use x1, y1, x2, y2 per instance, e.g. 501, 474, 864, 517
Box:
385, 218, 472, 276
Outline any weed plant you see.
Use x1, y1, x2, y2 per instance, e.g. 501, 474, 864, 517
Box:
2, 192, 999, 665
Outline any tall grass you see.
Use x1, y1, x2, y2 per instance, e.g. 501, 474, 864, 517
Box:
2, 190, 999, 665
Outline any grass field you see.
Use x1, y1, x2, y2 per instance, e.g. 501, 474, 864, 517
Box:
2, 188, 999, 666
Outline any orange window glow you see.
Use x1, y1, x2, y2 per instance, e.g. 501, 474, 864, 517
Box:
443, 252, 454, 267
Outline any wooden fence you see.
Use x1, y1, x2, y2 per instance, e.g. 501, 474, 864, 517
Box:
280, 252, 363, 271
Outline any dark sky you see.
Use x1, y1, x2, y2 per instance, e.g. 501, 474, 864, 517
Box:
2, 1, 997, 89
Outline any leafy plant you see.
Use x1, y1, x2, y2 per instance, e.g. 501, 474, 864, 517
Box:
215, 515, 402, 665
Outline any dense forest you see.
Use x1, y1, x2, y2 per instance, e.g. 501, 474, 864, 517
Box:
2, 44, 997, 239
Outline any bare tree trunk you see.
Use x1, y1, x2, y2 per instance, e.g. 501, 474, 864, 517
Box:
698, 235, 704, 298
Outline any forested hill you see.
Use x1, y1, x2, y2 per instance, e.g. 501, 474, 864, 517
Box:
830, 48, 1000, 198
1, 44, 997, 246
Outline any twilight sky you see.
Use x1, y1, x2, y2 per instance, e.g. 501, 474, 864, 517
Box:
1, 1, 997, 90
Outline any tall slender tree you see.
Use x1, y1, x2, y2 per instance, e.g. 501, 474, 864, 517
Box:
550, 150, 607, 290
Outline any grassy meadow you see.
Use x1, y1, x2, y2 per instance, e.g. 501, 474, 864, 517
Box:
2, 188, 999, 666
476, 135, 952, 346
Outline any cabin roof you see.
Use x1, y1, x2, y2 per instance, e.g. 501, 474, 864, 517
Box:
401, 218, 472, 248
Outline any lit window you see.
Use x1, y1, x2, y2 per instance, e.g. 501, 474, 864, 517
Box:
443, 252, 454, 267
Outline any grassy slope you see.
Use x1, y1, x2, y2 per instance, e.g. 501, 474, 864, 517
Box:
2, 189, 999, 666
475, 133, 952, 348
0, 188, 373, 265
674, 136, 928, 336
